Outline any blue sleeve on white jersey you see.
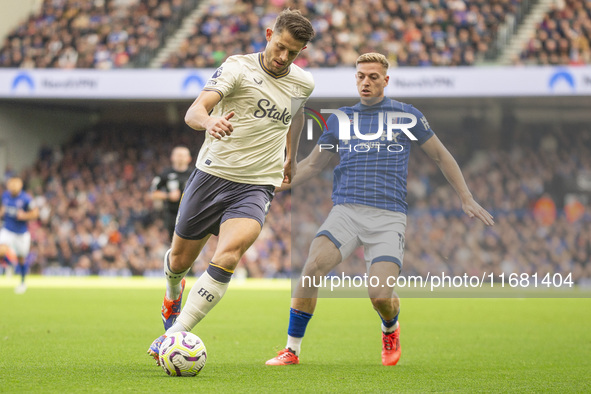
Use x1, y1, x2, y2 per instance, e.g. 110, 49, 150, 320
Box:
407, 105, 435, 145
316, 113, 339, 153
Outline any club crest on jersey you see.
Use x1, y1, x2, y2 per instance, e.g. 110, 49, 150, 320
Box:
253, 98, 292, 125
211, 67, 223, 79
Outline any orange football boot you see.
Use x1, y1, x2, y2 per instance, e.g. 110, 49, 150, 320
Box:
161, 278, 185, 330
266, 348, 299, 365
381, 324, 401, 366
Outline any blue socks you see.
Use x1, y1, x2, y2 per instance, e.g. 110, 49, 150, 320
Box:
381, 312, 399, 329
380, 311, 399, 334
15, 262, 28, 284
288, 308, 313, 338
286, 308, 313, 355
207, 263, 233, 283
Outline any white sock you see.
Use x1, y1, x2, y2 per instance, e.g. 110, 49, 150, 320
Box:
286, 335, 303, 356
382, 321, 399, 334
165, 320, 190, 335
163, 249, 190, 300
170, 271, 229, 334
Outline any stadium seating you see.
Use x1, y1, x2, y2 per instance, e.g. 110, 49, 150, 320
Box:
292, 123, 591, 284
0, 0, 555, 68
16, 124, 292, 278
0, 1, 589, 283
518, 0, 591, 65
0, 0, 199, 68
5, 119, 588, 283
163, 0, 527, 68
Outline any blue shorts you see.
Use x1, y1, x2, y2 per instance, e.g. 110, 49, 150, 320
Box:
175, 169, 274, 240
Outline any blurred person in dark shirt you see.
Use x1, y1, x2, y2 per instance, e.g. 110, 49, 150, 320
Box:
150, 146, 193, 240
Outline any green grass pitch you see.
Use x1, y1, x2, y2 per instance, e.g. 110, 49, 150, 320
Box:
1, 277, 590, 393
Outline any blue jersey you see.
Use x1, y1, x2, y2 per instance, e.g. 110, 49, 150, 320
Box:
317, 97, 434, 214
1, 190, 33, 234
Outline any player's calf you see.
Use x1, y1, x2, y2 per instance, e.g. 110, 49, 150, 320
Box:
169, 263, 233, 334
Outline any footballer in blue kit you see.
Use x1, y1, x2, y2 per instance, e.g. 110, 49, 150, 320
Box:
317, 97, 434, 214
0, 177, 39, 294
266, 53, 494, 366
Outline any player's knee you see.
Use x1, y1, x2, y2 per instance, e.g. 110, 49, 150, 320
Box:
301, 257, 329, 278
211, 249, 242, 270
169, 248, 194, 272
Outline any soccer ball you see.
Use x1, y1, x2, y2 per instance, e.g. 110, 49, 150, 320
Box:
158, 331, 207, 377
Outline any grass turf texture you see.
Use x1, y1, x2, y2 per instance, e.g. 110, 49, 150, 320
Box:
1, 277, 590, 393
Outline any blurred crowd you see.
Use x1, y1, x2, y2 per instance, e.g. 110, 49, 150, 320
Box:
2, 119, 590, 283
1, 0, 556, 69
292, 124, 591, 284
2, 124, 291, 278
163, 0, 525, 68
0, 0, 197, 69
518, 0, 591, 65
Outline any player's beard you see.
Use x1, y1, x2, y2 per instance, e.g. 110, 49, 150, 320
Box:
271, 60, 287, 74
263, 52, 288, 74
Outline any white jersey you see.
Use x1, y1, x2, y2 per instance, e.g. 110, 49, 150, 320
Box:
197, 52, 314, 187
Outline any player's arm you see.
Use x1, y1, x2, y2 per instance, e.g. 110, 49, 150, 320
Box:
150, 175, 167, 201
151, 189, 169, 201
150, 175, 178, 202
420, 135, 494, 226
16, 204, 38, 221
184, 90, 234, 140
283, 106, 305, 184
152, 189, 179, 202
277, 147, 335, 192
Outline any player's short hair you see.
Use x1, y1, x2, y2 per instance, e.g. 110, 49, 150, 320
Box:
356, 53, 389, 74
273, 9, 315, 43
172, 146, 190, 155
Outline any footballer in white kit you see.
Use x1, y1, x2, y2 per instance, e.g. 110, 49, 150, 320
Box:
148, 9, 315, 364
197, 51, 314, 187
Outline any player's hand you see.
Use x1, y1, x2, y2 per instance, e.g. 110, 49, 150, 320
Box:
283, 158, 296, 184
168, 189, 181, 202
462, 198, 494, 226
16, 210, 27, 220
275, 181, 292, 193
206, 112, 234, 140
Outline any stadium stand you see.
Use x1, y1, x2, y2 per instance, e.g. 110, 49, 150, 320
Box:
163, 0, 530, 68
2, 119, 588, 283
292, 123, 591, 284
10, 124, 291, 278
0, 0, 199, 69
0, 1, 589, 283
0, 0, 542, 68
518, 0, 591, 65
